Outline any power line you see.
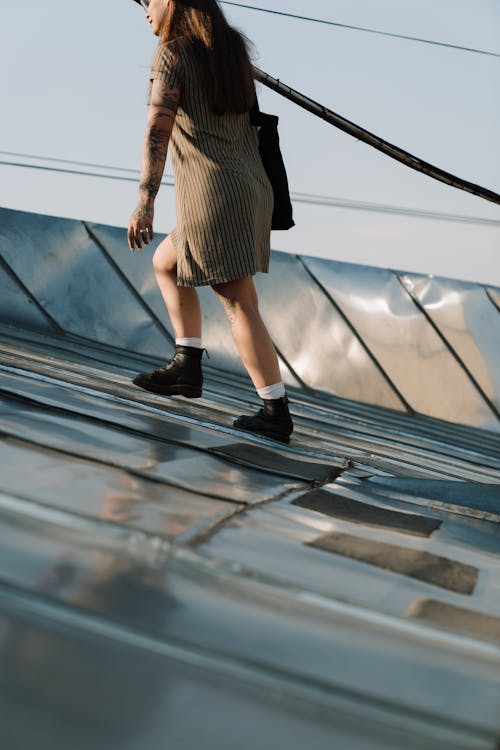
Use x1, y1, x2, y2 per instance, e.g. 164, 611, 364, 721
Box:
221, 1, 500, 58
2, 156, 499, 226
0, 159, 172, 188
291, 192, 500, 226
0, 150, 144, 176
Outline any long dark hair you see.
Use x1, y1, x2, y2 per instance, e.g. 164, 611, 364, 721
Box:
159, 0, 255, 114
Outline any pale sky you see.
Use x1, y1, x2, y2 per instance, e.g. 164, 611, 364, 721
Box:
1, 0, 499, 284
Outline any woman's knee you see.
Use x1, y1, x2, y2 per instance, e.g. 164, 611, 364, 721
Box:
152, 235, 177, 275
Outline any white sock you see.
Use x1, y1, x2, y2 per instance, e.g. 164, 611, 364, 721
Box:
175, 337, 202, 349
257, 381, 286, 400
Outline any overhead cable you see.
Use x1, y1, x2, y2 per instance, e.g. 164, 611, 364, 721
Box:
2, 156, 499, 225
0, 159, 174, 188
221, 1, 500, 58
253, 67, 500, 207
291, 192, 500, 226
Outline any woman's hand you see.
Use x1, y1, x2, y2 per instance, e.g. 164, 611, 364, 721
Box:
128, 203, 155, 251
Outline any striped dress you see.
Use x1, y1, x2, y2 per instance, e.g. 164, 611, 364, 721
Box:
149, 39, 274, 288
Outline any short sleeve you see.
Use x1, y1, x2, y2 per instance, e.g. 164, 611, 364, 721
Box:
149, 41, 182, 90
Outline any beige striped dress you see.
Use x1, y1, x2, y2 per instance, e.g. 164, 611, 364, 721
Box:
149, 39, 274, 288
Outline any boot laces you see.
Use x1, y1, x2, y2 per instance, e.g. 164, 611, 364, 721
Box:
152, 354, 180, 377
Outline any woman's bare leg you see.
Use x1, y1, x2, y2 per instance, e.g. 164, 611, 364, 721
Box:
152, 234, 201, 338
212, 276, 281, 389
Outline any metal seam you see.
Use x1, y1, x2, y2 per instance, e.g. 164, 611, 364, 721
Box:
0, 253, 62, 332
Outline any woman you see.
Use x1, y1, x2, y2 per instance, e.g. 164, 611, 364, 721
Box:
128, 0, 293, 442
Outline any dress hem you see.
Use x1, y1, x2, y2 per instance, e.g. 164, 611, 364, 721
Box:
176, 266, 269, 288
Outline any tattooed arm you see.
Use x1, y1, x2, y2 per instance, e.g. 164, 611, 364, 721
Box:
128, 80, 180, 251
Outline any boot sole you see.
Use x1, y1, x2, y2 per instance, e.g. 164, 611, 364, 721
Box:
233, 424, 291, 444
133, 380, 202, 399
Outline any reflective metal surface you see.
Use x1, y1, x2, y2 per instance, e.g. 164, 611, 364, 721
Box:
302, 256, 499, 430
2, 576, 495, 750
401, 273, 500, 412
255, 251, 405, 408
0, 208, 172, 356
0, 439, 241, 542
0, 395, 303, 505
1, 207, 500, 749
0, 260, 55, 333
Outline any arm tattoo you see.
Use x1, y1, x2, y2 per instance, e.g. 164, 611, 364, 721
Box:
150, 82, 180, 113
147, 125, 168, 164
138, 124, 169, 203
137, 82, 180, 205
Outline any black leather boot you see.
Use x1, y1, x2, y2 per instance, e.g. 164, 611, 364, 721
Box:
133, 345, 203, 398
233, 395, 293, 443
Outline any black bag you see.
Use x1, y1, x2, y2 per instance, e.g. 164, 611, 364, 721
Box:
250, 99, 295, 231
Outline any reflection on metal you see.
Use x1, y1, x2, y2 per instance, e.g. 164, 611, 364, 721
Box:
405, 599, 500, 641
301, 256, 499, 431
0, 439, 240, 542
0, 256, 56, 333
255, 252, 405, 409
400, 274, 500, 415
292, 489, 442, 537
308, 531, 479, 594
1, 206, 500, 749
0, 210, 172, 357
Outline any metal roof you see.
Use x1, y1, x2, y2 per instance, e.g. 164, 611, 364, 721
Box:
0, 206, 499, 749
